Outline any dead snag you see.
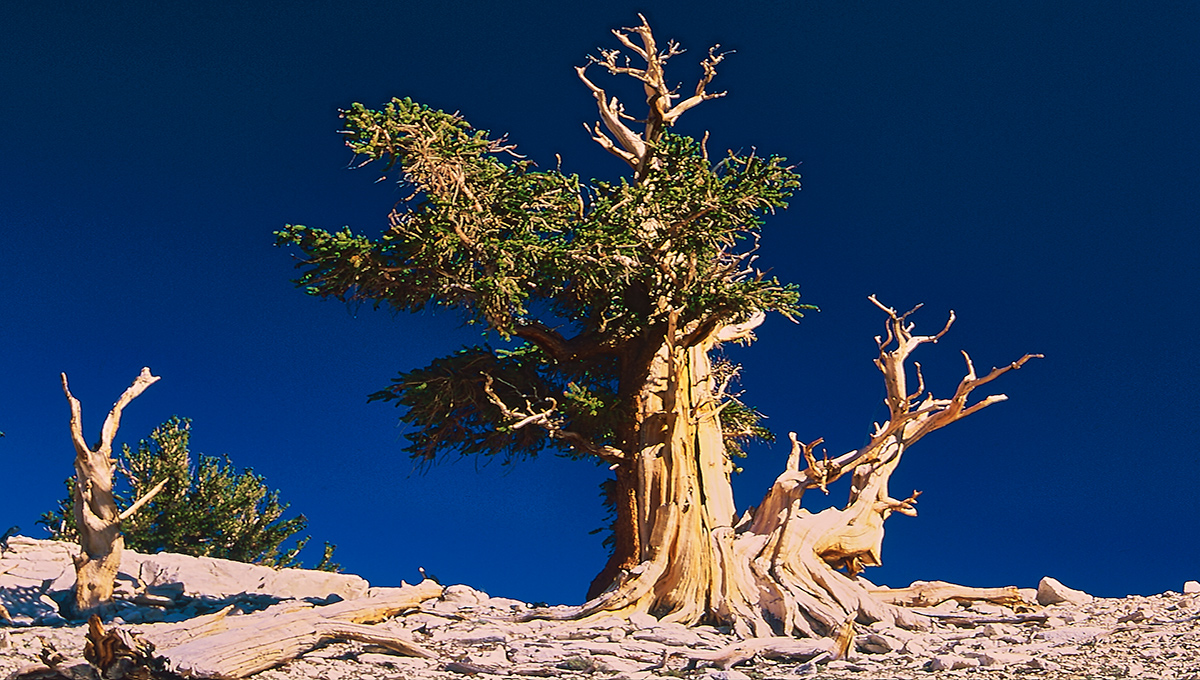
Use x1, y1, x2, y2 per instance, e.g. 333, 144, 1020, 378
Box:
62, 367, 166, 612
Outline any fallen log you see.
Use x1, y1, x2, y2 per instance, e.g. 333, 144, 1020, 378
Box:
683, 636, 836, 670
56, 579, 444, 680
869, 580, 1027, 608
925, 611, 1051, 627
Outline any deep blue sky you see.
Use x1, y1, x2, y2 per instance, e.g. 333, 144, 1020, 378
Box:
2, 1, 1196, 605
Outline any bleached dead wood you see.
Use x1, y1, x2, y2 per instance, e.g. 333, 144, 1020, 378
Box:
69, 580, 444, 679
152, 580, 441, 678
62, 367, 166, 612
535, 297, 1040, 640
927, 611, 1051, 627
577, 13, 726, 177
870, 580, 1027, 608
683, 636, 835, 670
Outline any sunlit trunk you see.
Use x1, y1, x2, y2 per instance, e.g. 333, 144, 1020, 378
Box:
563, 302, 1039, 639
62, 368, 166, 612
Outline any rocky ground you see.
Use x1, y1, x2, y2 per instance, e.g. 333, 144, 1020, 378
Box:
3, 537, 1199, 679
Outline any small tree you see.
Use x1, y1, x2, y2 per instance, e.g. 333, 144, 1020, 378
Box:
277, 17, 1037, 638
43, 416, 338, 571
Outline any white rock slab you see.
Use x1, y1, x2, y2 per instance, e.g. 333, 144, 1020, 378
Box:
858, 633, 904, 654
966, 650, 1036, 666
630, 623, 704, 647
592, 653, 645, 673
7, 536, 370, 604
1037, 576, 1093, 606
440, 584, 487, 605
928, 654, 980, 670
1035, 626, 1106, 644
123, 549, 369, 601
626, 611, 658, 629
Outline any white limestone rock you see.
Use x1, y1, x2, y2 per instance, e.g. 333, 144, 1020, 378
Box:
824, 659, 874, 672
1037, 576, 1093, 606
968, 602, 1008, 616
1034, 626, 1106, 644
435, 625, 511, 644
626, 611, 659, 629
630, 621, 704, 646
966, 650, 1035, 666
440, 584, 487, 605
901, 638, 931, 656
927, 654, 980, 670
357, 653, 436, 671
561, 640, 631, 657
504, 640, 552, 664
857, 633, 904, 654
401, 612, 455, 630
483, 596, 527, 611
617, 639, 671, 659
865, 621, 917, 641
1026, 656, 1063, 671
0, 537, 75, 581
927, 598, 961, 613
979, 622, 1020, 638
577, 614, 626, 630
125, 549, 368, 601
1183, 580, 1200, 594
0, 578, 60, 625
591, 653, 644, 673
465, 646, 510, 667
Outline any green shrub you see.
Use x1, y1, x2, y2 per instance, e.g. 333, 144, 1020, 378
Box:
40, 416, 338, 571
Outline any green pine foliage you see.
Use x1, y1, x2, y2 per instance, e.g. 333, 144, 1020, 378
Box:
276, 96, 810, 467
274, 22, 821, 567
40, 417, 338, 571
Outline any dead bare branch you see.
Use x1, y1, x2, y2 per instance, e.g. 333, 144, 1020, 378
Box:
579, 15, 728, 177
117, 478, 169, 523
481, 374, 626, 464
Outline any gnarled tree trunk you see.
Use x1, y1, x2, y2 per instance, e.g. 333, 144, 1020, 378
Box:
555, 299, 1039, 638
62, 367, 167, 612
557, 19, 1038, 638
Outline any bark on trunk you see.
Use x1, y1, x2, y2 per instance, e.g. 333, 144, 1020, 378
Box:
586, 465, 640, 600
62, 368, 166, 612
556, 301, 1039, 638
561, 19, 1043, 639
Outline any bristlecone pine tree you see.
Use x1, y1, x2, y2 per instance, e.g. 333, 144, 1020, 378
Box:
277, 16, 1039, 638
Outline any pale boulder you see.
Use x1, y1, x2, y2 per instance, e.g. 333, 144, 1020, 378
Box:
626, 611, 659, 629
1035, 626, 1106, 644
0, 536, 75, 582
2, 536, 369, 607
0, 537, 75, 624
928, 654, 979, 671
440, 583, 488, 605
858, 632, 904, 654
1037, 576, 1093, 606
124, 549, 368, 601
968, 650, 1035, 667
1183, 580, 1200, 594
